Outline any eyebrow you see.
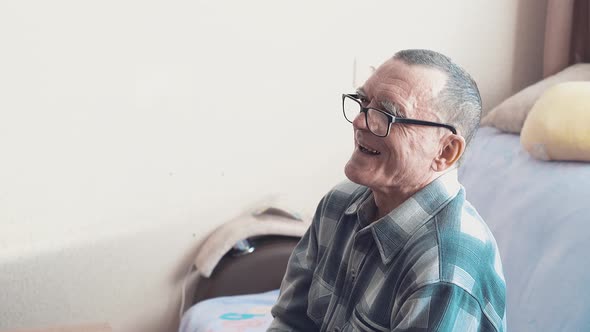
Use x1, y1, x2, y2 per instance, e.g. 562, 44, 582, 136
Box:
355, 88, 405, 117
380, 100, 404, 117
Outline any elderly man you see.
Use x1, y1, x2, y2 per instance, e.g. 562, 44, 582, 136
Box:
269, 49, 506, 331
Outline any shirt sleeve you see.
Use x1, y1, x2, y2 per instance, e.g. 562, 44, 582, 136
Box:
268, 198, 325, 331
391, 282, 501, 332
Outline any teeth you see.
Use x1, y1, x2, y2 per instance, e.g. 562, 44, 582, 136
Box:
360, 144, 380, 155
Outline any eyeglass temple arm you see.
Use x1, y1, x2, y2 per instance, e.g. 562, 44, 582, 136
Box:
343, 93, 458, 134
395, 118, 457, 134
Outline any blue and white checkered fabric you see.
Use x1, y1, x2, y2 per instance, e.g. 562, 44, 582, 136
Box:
269, 171, 506, 331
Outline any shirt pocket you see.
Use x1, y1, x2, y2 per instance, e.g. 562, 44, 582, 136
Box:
349, 307, 390, 332
306, 276, 334, 324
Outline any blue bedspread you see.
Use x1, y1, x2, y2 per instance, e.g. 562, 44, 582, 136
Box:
459, 127, 590, 331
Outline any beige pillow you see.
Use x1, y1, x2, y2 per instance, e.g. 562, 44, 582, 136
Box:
482, 63, 590, 133
521, 82, 590, 161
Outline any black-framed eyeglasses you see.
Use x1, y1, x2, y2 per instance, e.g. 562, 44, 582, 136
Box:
342, 93, 457, 137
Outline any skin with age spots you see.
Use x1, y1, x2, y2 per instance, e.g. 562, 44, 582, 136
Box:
344, 58, 465, 220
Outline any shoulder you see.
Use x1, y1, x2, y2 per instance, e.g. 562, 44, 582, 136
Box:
435, 190, 505, 287
401, 189, 506, 330
435, 189, 506, 331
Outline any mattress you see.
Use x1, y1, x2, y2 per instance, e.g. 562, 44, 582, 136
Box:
459, 127, 590, 331
179, 289, 279, 332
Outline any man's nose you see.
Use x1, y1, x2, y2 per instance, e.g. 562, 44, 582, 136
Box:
352, 111, 367, 130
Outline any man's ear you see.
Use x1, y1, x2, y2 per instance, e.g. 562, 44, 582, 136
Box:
432, 134, 465, 171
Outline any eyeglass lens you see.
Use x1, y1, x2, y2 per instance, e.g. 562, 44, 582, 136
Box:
343, 96, 389, 136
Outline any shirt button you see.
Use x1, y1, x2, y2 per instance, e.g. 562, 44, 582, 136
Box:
351, 269, 356, 281
334, 327, 341, 332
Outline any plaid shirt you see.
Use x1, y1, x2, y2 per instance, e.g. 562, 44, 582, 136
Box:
269, 170, 506, 331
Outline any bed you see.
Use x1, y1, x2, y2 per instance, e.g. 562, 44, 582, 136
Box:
179, 236, 297, 332
179, 125, 590, 331
459, 127, 590, 331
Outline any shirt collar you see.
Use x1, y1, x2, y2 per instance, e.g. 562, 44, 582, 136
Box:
345, 169, 462, 265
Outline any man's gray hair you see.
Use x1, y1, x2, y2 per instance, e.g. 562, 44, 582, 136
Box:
393, 49, 482, 147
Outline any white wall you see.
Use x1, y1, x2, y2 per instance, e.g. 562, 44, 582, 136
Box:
0, 0, 547, 331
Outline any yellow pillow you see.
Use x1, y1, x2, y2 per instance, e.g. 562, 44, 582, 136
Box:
521, 82, 590, 161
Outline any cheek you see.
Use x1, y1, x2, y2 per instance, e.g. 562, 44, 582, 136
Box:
388, 130, 435, 169
408, 129, 435, 154
381, 137, 411, 170
386, 127, 417, 158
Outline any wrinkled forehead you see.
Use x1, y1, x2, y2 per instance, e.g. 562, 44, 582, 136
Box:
361, 58, 447, 116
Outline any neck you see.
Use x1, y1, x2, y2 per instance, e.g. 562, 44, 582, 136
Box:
372, 170, 456, 220
372, 185, 422, 220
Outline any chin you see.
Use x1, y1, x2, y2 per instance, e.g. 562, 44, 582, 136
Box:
344, 161, 371, 187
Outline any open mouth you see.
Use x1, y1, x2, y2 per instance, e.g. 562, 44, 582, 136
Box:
359, 144, 380, 155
